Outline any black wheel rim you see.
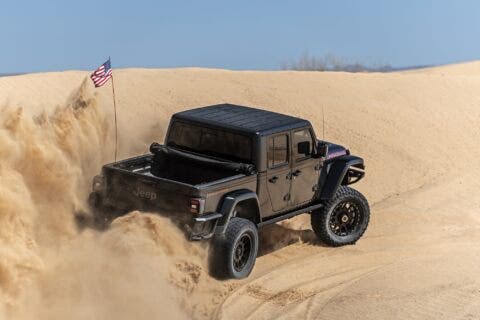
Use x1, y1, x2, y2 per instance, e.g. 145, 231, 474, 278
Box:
233, 233, 252, 272
329, 200, 363, 236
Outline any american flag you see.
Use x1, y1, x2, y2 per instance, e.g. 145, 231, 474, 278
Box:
90, 59, 112, 87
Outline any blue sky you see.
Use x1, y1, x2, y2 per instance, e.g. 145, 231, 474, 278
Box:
2, 0, 480, 73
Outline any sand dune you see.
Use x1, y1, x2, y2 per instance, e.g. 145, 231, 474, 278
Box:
0, 64, 479, 319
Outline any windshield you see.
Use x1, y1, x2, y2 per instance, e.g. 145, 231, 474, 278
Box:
167, 121, 252, 162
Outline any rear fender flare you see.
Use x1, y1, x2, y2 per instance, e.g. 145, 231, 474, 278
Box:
214, 190, 260, 235
319, 155, 365, 200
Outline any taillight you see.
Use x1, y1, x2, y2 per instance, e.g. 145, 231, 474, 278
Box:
92, 175, 104, 192
190, 198, 205, 214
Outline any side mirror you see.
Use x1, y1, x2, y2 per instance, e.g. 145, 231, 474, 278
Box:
317, 142, 329, 158
297, 141, 311, 156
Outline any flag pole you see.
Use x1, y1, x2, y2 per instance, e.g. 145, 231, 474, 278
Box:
110, 61, 118, 163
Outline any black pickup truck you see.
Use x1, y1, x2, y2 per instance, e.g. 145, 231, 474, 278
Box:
89, 104, 369, 279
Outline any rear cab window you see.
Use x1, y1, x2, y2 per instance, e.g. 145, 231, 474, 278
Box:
167, 121, 252, 163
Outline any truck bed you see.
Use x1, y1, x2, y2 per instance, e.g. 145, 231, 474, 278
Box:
100, 152, 257, 215
106, 154, 247, 189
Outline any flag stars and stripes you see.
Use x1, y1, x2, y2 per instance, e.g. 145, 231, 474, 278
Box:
90, 59, 113, 87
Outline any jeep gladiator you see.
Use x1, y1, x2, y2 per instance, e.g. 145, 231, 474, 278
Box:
89, 104, 369, 279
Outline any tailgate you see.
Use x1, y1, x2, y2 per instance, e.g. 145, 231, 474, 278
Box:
101, 164, 200, 215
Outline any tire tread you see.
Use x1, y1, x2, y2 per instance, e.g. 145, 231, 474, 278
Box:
311, 186, 370, 246
210, 217, 258, 279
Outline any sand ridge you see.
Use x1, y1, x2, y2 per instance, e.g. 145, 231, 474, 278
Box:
0, 63, 479, 319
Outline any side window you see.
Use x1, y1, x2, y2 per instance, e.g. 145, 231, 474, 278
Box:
268, 134, 289, 168
293, 129, 314, 161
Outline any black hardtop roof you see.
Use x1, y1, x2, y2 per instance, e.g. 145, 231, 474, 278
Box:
172, 104, 310, 136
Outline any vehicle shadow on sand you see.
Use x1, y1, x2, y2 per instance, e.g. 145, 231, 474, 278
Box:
257, 224, 326, 257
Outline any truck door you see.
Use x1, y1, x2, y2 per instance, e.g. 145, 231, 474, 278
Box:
266, 133, 291, 213
290, 128, 320, 206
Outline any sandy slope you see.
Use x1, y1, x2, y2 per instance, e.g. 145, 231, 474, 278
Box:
0, 63, 479, 319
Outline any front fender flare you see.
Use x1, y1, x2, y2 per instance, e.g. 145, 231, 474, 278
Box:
319, 155, 365, 200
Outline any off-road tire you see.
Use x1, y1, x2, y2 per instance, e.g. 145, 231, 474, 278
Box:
210, 217, 259, 279
311, 186, 369, 246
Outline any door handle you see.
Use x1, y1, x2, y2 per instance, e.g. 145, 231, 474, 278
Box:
292, 170, 302, 177
268, 176, 278, 183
